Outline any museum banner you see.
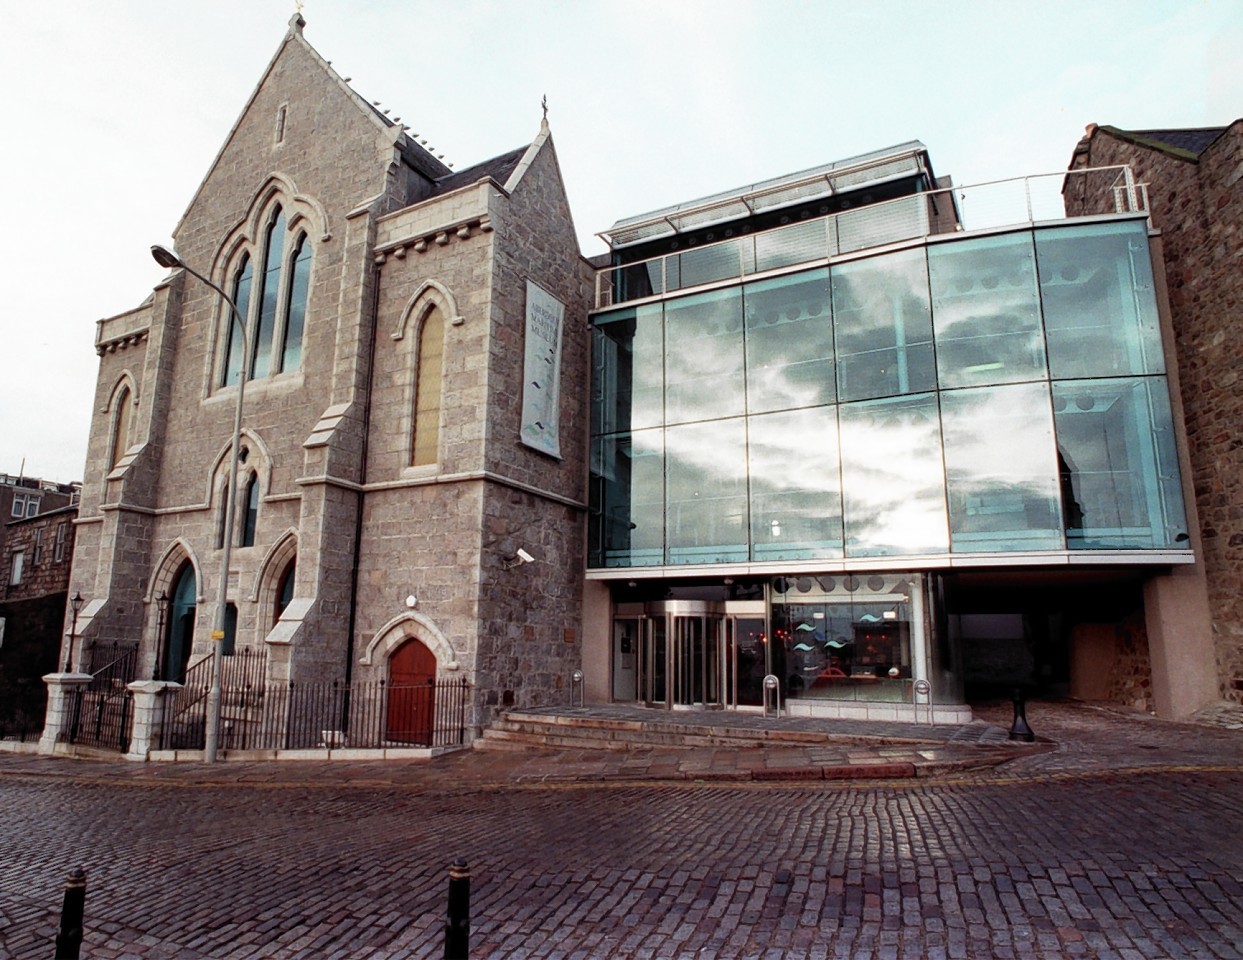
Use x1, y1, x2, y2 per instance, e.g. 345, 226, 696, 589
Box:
520, 280, 564, 457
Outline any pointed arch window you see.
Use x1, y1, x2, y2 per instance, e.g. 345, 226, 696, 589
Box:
276, 559, 296, 622
220, 204, 313, 387
241, 473, 260, 547
111, 386, 133, 468
222, 255, 252, 387
281, 234, 312, 373
412, 305, 445, 467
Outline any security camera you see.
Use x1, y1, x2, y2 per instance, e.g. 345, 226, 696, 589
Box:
516, 548, 534, 564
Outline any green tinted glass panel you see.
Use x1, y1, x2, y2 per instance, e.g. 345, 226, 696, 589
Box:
743, 269, 833, 413
833, 246, 936, 402
930, 232, 1046, 388
591, 305, 663, 435
748, 407, 843, 560
666, 418, 748, 564
1053, 377, 1188, 549
941, 382, 1062, 552
1036, 220, 1164, 378
839, 394, 948, 556
590, 430, 663, 567
664, 288, 744, 425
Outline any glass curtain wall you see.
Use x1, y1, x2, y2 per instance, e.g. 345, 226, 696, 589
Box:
589, 219, 1188, 567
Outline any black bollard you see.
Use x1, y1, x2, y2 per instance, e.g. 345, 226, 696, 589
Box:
54, 867, 87, 960
444, 858, 470, 960
1008, 688, 1035, 742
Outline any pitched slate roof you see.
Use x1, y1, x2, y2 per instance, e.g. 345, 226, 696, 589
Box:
429, 146, 528, 196
1098, 125, 1229, 161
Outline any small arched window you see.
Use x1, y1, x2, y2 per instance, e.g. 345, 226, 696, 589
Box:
412, 305, 445, 467
111, 386, 133, 468
275, 559, 296, 623
241, 473, 260, 547
220, 203, 313, 386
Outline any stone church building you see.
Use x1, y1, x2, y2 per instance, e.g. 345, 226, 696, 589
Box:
69, 14, 593, 738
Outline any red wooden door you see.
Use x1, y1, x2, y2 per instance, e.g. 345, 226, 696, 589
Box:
386, 639, 436, 744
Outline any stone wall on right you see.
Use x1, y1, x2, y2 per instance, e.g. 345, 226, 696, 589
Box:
1066, 121, 1243, 703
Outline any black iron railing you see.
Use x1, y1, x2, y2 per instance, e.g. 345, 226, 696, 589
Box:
156, 676, 471, 752
62, 642, 141, 752
83, 642, 139, 688
66, 685, 132, 752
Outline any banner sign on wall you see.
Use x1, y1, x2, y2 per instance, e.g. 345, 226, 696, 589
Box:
520, 280, 565, 458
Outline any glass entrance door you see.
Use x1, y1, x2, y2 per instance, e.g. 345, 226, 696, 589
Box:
616, 600, 765, 708
724, 612, 769, 707
672, 612, 721, 707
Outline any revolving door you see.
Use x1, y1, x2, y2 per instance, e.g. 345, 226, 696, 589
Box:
613, 601, 769, 709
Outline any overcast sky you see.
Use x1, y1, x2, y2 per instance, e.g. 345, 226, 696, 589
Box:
1, 0, 1240, 484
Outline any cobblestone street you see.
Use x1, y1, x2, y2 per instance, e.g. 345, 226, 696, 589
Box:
1, 702, 1241, 959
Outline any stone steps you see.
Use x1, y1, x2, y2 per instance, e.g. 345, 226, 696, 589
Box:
476, 710, 846, 752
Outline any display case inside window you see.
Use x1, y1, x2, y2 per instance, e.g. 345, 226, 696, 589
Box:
770, 573, 920, 703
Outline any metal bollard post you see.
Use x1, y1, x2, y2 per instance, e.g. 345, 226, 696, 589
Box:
912, 679, 932, 726
762, 674, 781, 718
570, 669, 584, 708
444, 858, 470, 960
1008, 687, 1035, 742
54, 867, 87, 960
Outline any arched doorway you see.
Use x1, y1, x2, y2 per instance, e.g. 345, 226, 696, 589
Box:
386, 638, 436, 744
163, 563, 196, 682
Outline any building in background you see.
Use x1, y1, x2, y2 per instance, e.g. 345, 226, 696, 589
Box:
582, 138, 1214, 722
0, 473, 79, 562
1065, 121, 1242, 706
2, 502, 77, 739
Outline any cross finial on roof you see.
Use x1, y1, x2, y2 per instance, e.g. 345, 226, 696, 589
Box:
295, 0, 305, 12
542, 95, 548, 121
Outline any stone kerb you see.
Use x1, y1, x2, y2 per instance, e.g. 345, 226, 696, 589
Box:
125, 680, 183, 761
38, 673, 92, 756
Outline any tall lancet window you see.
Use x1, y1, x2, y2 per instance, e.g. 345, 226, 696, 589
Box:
412, 305, 445, 466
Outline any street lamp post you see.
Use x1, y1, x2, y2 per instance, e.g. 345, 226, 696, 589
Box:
152, 589, 170, 682
63, 591, 85, 673
151, 244, 249, 763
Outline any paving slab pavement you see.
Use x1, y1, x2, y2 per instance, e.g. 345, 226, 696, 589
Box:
1, 697, 1238, 790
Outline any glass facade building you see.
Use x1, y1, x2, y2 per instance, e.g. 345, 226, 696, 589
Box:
589, 211, 1191, 718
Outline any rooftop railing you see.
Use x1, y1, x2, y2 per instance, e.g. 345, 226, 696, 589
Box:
594, 165, 1148, 310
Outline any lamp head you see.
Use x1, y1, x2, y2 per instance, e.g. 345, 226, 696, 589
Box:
150, 245, 182, 269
